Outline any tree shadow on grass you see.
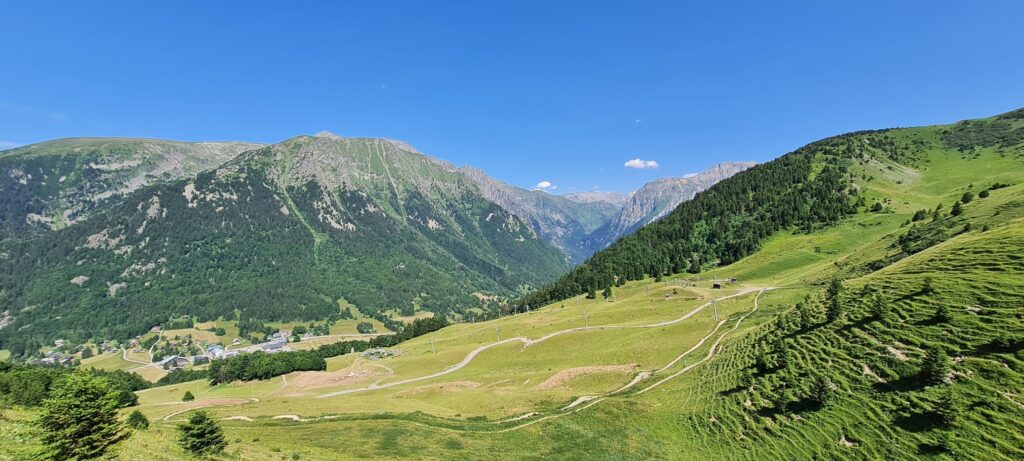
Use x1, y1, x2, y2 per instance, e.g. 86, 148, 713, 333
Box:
873, 374, 926, 393
718, 384, 746, 397
893, 411, 942, 433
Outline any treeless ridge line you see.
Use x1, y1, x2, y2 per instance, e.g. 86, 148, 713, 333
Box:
316, 287, 764, 399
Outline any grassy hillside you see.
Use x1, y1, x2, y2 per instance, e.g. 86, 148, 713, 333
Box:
2, 110, 1022, 460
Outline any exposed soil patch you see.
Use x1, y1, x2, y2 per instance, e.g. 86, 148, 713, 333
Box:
533, 364, 637, 391
281, 360, 384, 396
396, 380, 481, 397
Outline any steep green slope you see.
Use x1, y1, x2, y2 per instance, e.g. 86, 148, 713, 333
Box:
0, 138, 262, 238
0, 134, 567, 349
460, 166, 620, 263
519, 109, 1024, 309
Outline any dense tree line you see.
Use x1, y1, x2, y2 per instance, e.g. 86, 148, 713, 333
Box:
516, 133, 867, 309
0, 362, 148, 408
207, 350, 326, 383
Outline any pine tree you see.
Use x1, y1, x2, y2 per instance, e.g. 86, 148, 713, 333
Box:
126, 410, 150, 430
809, 375, 836, 407
935, 387, 962, 426
921, 277, 935, 295
796, 302, 814, 330
950, 201, 963, 216
825, 279, 845, 322
80, 347, 94, 359
182, 390, 195, 402
586, 286, 597, 300
869, 294, 887, 320
934, 305, 951, 323
774, 339, 790, 369
37, 373, 125, 460
921, 345, 951, 384
602, 285, 612, 299
177, 411, 227, 457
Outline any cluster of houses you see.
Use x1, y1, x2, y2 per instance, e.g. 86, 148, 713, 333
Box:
156, 332, 295, 371
40, 351, 75, 367
361, 348, 398, 360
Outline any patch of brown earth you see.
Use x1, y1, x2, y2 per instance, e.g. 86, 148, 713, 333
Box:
533, 364, 637, 391
395, 380, 481, 397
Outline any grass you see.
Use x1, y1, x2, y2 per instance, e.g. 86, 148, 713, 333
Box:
4, 124, 1023, 460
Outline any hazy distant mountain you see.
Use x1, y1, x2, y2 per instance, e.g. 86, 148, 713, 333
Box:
460, 167, 619, 263
0, 138, 262, 238
563, 191, 631, 207
0, 134, 568, 342
585, 162, 756, 250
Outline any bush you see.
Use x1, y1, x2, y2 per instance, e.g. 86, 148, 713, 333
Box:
356, 322, 375, 334
182, 391, 195, 402
126, 409, 149, 430
177, 411, 226, 457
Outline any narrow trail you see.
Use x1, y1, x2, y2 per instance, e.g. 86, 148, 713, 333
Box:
121, 348, 149, 365
488, 289, 766, 433
316, 287, 764, 399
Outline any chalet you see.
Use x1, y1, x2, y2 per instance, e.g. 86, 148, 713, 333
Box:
262, 339, 286, 352
711, 282, 723, 289
190, 355, 210, 365
158, 355, 189, 370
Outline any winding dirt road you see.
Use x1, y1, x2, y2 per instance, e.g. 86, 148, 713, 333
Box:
317, 287, 764, 399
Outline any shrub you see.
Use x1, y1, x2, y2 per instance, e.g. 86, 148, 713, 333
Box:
177, 411, 226, 457
126, 410, 149, 430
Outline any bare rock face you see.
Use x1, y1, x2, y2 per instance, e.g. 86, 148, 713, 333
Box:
459, 166, 619, 263
586, 162, 757, 250
563, 191, 631, 207
0, 138, 262, 237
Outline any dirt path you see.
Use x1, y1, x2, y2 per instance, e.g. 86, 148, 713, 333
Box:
492, 289, 766, 433
121, 348, 149, 365
317, 287, 765, 399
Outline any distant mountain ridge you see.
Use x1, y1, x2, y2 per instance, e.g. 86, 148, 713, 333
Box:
0, 133, 751, 344
0, 133, 570, 344
459, 166, 620, 263
584, 162, 757, 250
563, 191, 631, 207
0, 138, 262, 238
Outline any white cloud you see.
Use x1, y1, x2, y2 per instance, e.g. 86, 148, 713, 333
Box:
0, 140, 20, 149
379, 83, 389, 90
634, 118, 643, 124
624, 158, 659, 169
682, 172, 698, 178
534, 180, 555, 191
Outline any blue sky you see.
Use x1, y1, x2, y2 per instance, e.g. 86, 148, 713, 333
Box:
2, 1, 1022, 193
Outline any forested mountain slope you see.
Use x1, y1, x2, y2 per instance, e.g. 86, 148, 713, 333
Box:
0, 134, 567, 348
0, 138, 262, 238
585, 161, 756, 250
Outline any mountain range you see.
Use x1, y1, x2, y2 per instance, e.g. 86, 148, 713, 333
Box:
0, 134, 746, 344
